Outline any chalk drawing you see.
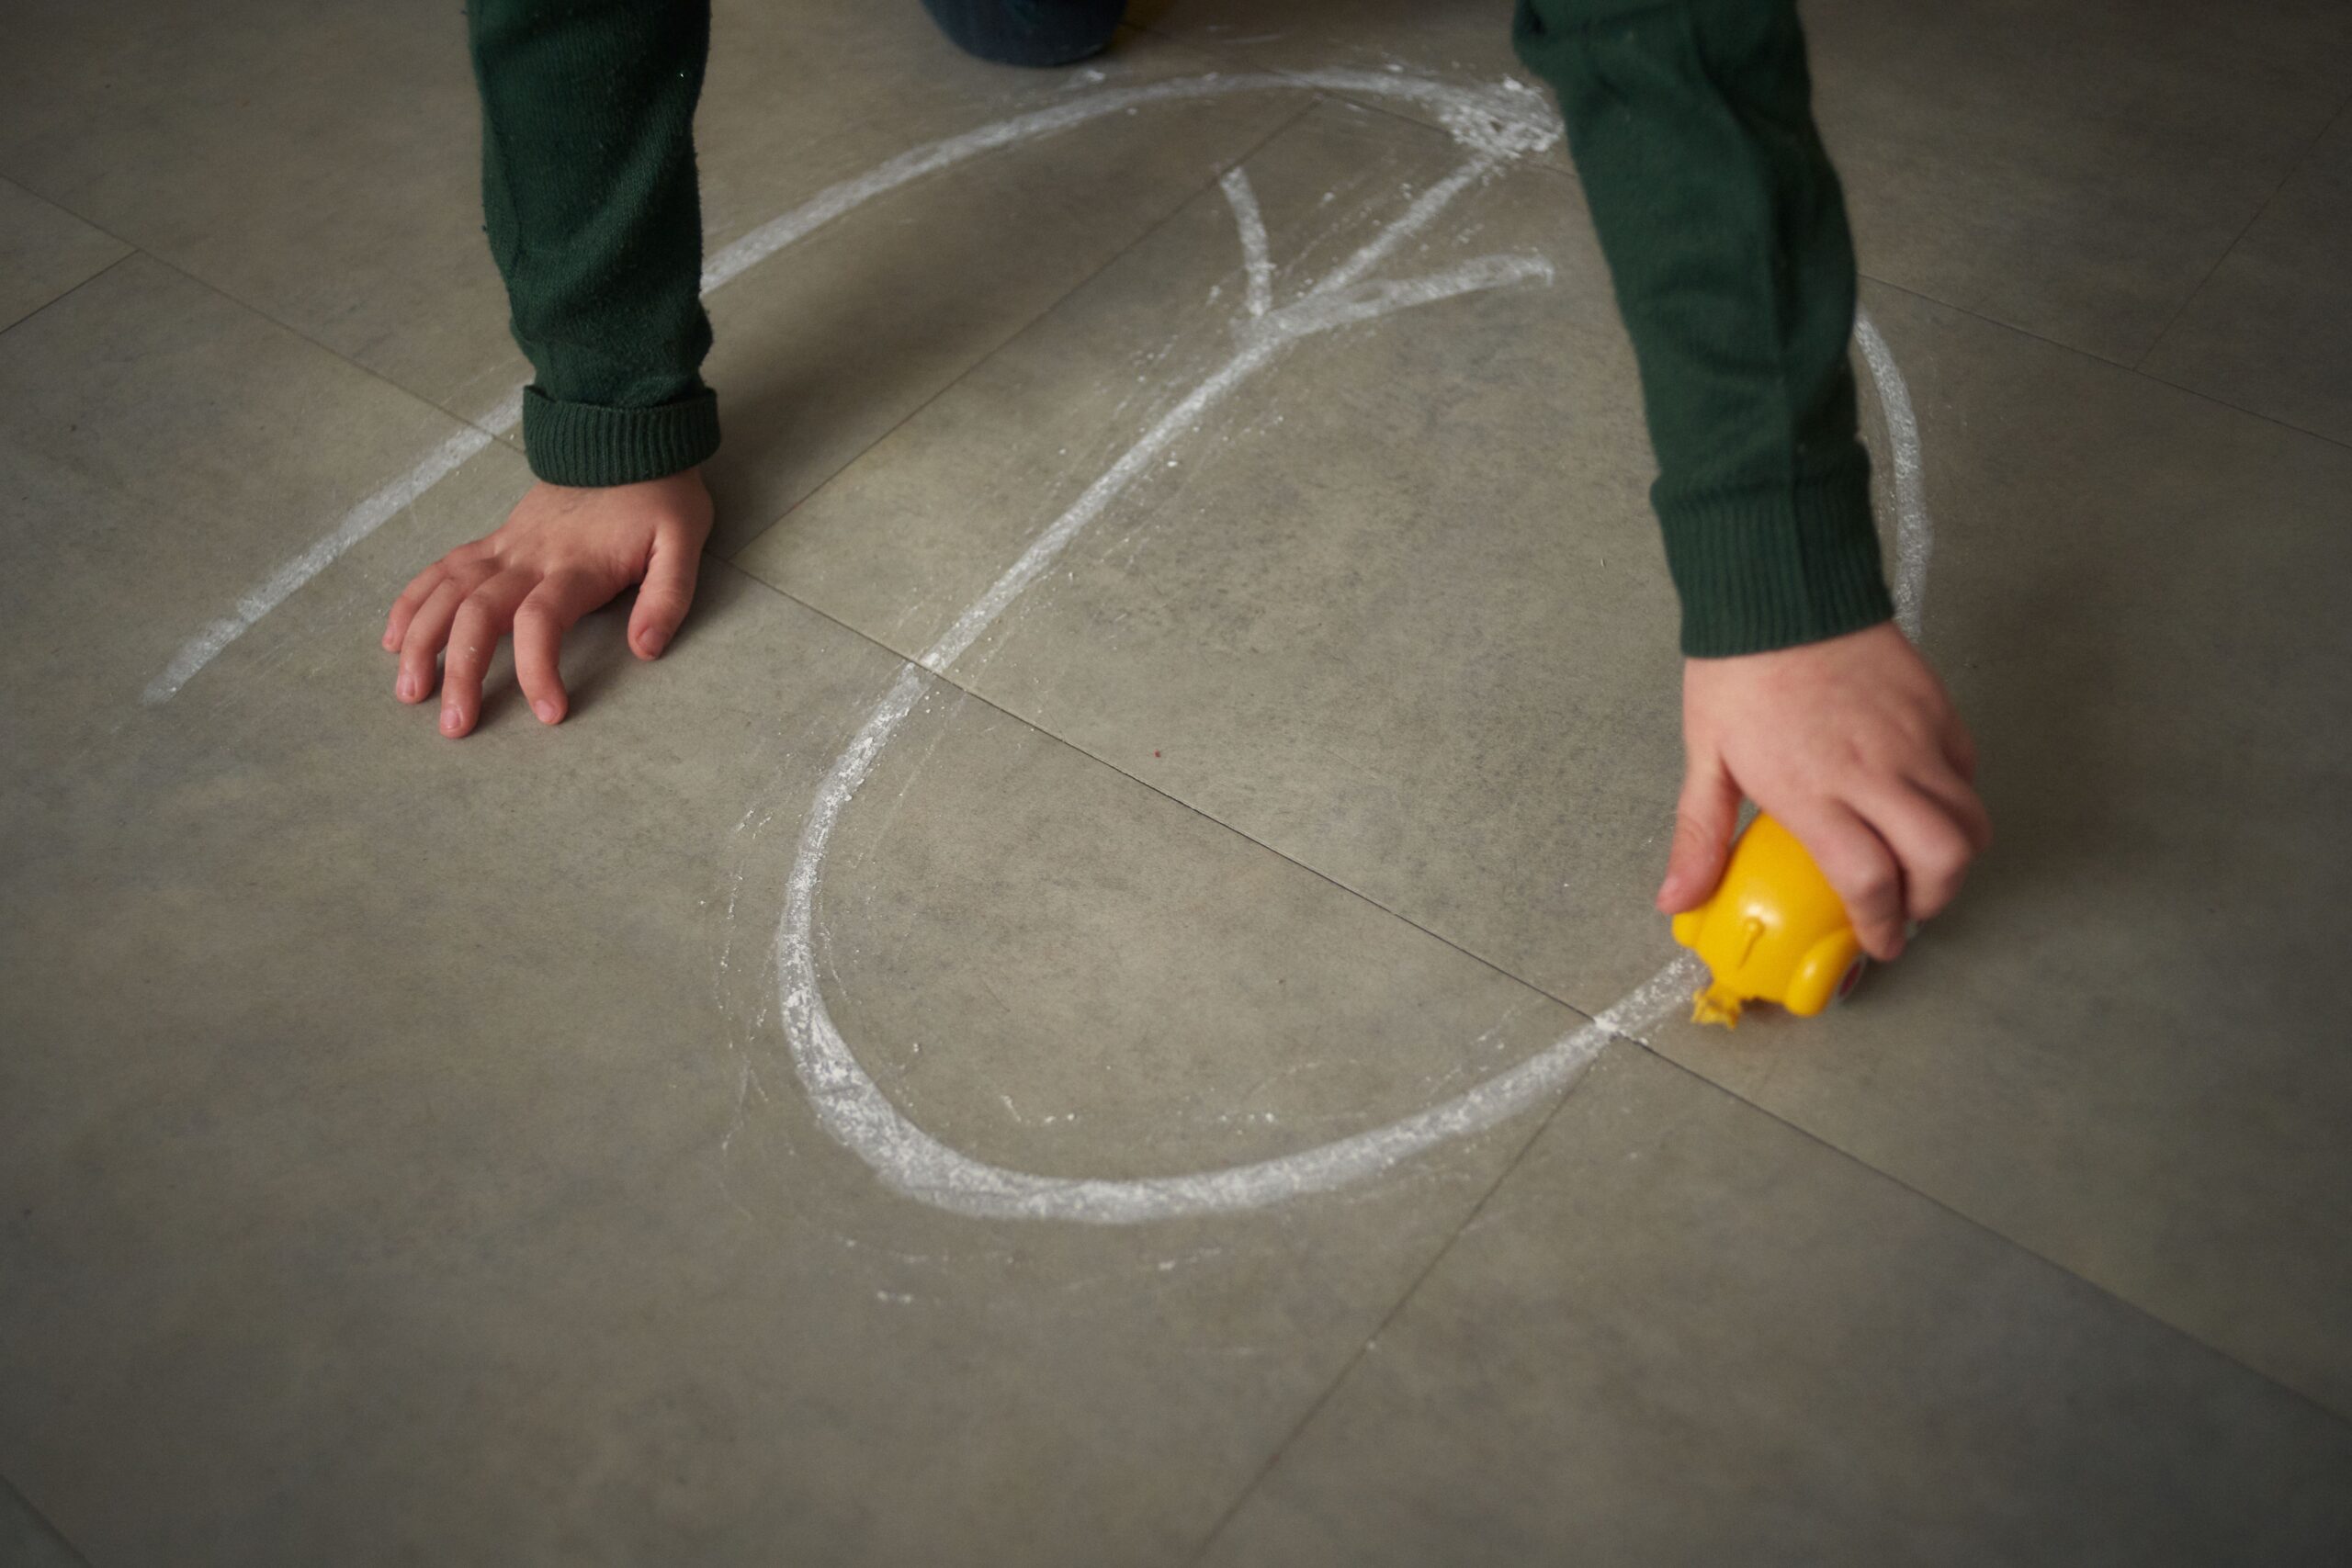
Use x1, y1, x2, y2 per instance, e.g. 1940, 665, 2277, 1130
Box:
144, 69, 1931, 1222
745, 89, 1932, 1223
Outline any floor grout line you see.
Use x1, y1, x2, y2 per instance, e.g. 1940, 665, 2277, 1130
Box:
2133, 90, 2352, 374
2128, 366, 2352, 452
0, 166, 530, 442
0, 249, 140, 346
1622, 1049, 2352, 1438
0, 1469, 93, 1568
1859, 271, 2352, 457
1181, 1047, 1597, 1565
0, 169, 146, 257
1187, 1024, 2352, 1556
113, 246, 528, 450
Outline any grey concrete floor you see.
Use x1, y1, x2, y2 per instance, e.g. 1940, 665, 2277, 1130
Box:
3, 1, 2349, 1563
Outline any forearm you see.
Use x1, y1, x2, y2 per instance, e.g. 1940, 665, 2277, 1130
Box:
469, 0, 718, 485
1513, 0, 1891, 657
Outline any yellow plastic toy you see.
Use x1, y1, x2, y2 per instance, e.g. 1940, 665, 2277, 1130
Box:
1671, 814, 1866, 1029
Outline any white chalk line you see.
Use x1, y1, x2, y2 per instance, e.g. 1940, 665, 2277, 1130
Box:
1313, 154, 1498, 298
1853, 309, 1929, 639
141, 423, 495, 704
1220, 169, 1274, 320
143, 71, 1556, 705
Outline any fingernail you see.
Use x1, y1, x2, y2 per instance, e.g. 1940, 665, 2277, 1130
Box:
396, 673, 416, 702
639, 628, 668, 658
440, 705, 461, 735
533, 700, 559, 725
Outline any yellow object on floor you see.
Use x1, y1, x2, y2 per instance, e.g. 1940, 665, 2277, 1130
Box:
1671, 815, 1866, 1029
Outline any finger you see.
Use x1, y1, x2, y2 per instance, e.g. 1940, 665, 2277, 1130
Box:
1942, 713, 1981, 784
384, 563, 448, 652
1859, 782, 1979, 925
1905, 760, 1995, 855
395, 578, 468, 705
437, 567, 537, 739
513, 569, 614, 726
628, 521, 705, 660
1656, 754, 1744, 913
1783, 803, 1908, 961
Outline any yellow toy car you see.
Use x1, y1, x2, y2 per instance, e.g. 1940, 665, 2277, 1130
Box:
1671, 814, 1866, 1029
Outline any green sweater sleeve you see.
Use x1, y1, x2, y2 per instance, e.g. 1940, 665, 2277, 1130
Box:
469, 0, 720, 486
1512, 0, 1892, 656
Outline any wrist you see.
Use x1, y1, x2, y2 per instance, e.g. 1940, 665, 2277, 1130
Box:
1657, 458, 1892, 658
521, 387, 721, 488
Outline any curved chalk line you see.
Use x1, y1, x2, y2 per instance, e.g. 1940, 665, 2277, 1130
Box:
759, 92, 1932, 1222
1854, 311, 1928, 639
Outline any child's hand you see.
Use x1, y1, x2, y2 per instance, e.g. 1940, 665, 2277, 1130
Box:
1658, 622, 1992, 962
382, 469, 712, 738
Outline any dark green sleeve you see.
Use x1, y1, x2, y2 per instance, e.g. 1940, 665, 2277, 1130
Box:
469, 0, 719, 486
1513, 0, 1892, 657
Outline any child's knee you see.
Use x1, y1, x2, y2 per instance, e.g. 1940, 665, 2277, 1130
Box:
918, 0, 1125, 68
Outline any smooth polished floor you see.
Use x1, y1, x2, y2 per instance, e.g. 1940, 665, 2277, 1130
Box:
3, 2, 2349, 1563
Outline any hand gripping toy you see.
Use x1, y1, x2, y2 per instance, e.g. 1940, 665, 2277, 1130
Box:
1671, 815, 1867, 1029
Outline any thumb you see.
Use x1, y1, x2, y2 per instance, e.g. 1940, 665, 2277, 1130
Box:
1657, 755, 1742, 913
629, 520, 706, 660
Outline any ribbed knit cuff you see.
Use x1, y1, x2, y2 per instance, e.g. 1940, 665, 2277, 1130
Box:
1657, 461, 1894, 658
520, 387, 720, 488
